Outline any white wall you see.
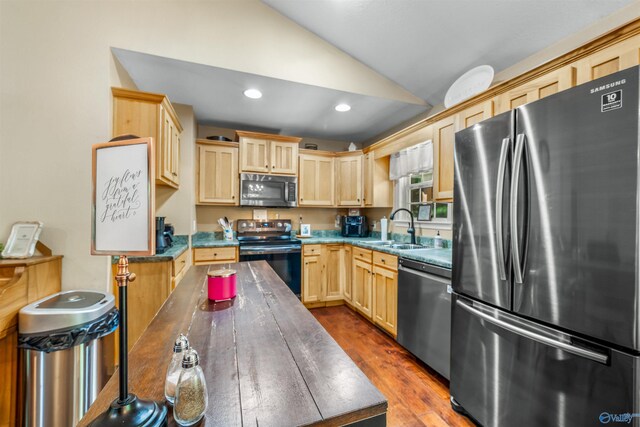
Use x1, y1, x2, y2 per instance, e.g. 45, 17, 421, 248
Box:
0, 0, 400, 291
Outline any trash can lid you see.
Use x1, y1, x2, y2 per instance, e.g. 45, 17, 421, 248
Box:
19, 290, 116, 335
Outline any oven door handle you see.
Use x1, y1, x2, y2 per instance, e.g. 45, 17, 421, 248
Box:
240, 245, 302, 255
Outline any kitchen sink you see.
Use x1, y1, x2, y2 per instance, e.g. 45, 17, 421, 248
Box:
390, 243, 424, 250
365, 240, 395, 246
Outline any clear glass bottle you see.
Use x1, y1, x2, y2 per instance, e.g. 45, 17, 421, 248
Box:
174, 348, 208, 426
165, 333, 189, 404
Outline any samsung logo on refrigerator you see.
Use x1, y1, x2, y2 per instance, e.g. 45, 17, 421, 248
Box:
590, 79, 626, 93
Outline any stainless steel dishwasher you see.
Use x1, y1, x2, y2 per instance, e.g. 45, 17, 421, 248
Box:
397, 257, 452, 379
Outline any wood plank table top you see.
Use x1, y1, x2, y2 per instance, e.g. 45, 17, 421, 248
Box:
80, 261, 387, 426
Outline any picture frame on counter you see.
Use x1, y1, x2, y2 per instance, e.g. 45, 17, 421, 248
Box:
300, 224, 312, 237
91, 136, 155, 256
1, 221, 43, 259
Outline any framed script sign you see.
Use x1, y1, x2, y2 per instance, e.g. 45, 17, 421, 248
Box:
91, 137, 155, 256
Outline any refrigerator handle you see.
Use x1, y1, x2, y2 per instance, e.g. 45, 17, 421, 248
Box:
495, 137, 510, 281
510, 133, 526, 284
456, 299, 609, 364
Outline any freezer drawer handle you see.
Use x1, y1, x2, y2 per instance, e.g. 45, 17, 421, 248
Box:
510, 133, 526, 284
495, 137, 510, 281
456, 299, 609, 364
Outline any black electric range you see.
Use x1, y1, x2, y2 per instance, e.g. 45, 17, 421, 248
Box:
237, 219, 301, 296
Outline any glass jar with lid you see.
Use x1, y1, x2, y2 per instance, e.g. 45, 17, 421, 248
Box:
164, 333, 189, 404
174, 348, 208, 426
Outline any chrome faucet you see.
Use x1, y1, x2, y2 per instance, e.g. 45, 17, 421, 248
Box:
390, 208, 416, 245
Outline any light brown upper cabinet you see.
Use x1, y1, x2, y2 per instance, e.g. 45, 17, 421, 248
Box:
336, 153, 363, 206
112, 88, 183, 188
495, 66, 577, 114
237, 131, 300, 175
298, 151, 335, 206
458, 100, 494, 130
363, 152, 393, 207
432, 116, 457, 202
197, 141, 239, 205
576, 35, 640, 84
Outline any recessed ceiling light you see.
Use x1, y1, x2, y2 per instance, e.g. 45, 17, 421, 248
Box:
244, 89, 262, 99
335, 103, 351, 112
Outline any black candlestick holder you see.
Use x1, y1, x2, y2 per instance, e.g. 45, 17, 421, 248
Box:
89, 256, 167, 427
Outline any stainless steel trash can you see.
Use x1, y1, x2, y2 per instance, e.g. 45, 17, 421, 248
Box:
18, 290, 118, 427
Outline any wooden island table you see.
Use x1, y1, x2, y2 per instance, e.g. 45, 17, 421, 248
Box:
80, 261, 387, 426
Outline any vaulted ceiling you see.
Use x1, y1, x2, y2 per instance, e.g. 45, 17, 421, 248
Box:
115, 0, 635, 144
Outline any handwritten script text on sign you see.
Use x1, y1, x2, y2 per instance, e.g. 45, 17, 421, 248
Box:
100, 169, 142, 223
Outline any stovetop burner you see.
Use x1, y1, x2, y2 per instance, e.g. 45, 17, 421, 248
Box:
236, 219, 296, 245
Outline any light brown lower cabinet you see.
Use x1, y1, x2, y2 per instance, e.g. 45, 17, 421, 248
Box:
302, 254, 322, 303
110, 250, 191, 372
373, 265, 398, 336
352, 258, 373, 319
300, 243, 399, 336
302, 244, 346, 306
192, 246, 238, 265
0, 256, 63, 427
343, 245, 353, 304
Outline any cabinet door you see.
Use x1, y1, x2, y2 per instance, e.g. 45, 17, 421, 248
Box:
0, 329, 18, 427
373, 265, 398, 336
198, 144, 238, 205
337, 155, 363, 206
496, 66, 577, 114
362, 152, 393, 207
113, 262, 172, 352
324, 245, 343, 301
159, 106, 177, 186
240, 138, 270, 173
363, 152, 373, 206
171, 125, 180, 186
458, 100, 494, 130
433, 116, 457, 201
576, 36, 640, 84
299, 154, 334, 206
303, 255, 323, 303
353, 258, 372, 318
343, 245, 353, 303
270, 141, 298, 175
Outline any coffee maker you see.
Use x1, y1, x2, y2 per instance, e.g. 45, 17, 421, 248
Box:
341, 216, 369, 237
155, 217, 168, 254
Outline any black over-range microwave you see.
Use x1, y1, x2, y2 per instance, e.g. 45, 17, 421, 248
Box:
240, 173, 297, 208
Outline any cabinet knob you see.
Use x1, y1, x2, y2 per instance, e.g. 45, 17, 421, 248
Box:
301, 198, 304, 201
265, 164, 269, 168
214, 253, 218, 256
232, 196, 235, 199
172, 172, 177, 176
272, 165, 275, 168
382, 259, 385, 263
357, 198, 360, 202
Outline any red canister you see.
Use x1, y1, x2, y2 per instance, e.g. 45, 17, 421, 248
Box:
207, 269, 237, 301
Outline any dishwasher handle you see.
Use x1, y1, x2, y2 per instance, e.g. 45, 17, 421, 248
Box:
398, 264, 451, 285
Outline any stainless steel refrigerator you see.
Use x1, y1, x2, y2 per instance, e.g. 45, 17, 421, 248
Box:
451, 65, 640, 427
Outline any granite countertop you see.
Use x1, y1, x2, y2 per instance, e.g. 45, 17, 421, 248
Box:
299, 232, 452, 270
192, 231, 238, 248
111, 236, 188, 264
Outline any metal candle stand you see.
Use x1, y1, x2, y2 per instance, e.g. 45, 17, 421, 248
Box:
89, 256, 167, 427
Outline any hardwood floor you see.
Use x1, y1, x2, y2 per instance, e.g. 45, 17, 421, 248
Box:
310, 305, 474, 427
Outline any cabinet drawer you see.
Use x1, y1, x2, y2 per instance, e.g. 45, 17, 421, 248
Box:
353, 247, 372, 262
193, 247, 237, 264
172, 250, 188, 277
373, 251, 397, 271
303, 245, 322, 256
